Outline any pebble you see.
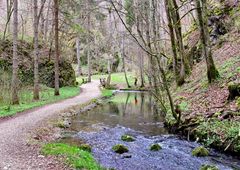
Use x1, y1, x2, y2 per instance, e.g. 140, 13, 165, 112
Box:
38, 155, 45, 158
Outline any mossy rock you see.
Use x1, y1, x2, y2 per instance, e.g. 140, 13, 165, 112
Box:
200, 164, 219, 170
121, 135, 135, 142
227, 82, 240, 100
192, 146, 209, 157
112, 144, 129, 154
78, 144, 92, 152
150, 144, 162, 151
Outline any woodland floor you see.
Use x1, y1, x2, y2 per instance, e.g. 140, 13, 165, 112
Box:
0, 81, 101, 170
174, 30, 240, 120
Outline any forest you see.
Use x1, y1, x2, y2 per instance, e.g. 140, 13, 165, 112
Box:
0, 0, 239, 170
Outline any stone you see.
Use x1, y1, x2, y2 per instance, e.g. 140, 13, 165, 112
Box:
200, 164, 219, 170
192, 146, 209, 157
150, 144, 162, 151
112, 144, 129, 154
121, 135, 135, 142
78, 144, 92, 152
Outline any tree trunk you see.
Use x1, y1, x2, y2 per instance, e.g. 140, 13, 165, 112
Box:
106, 59, 112, 87
139, 48, 145, 88
87, 3, 91, 83
3, 0, 13, 40
196, 0, 219, 83
172, 0, 191, 75
121, 36, 131, 88
54, 0, 60, 95
11, 0, 19, 105
164, 0, 182, 86
33, 0, 40, 100
76, 36, 82, 76
44, 0, 51, 42
39, 0, 45, 38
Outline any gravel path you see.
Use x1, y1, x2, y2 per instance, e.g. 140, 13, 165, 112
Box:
0, 81, 101, 170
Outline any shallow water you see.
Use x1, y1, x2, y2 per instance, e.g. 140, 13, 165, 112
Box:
69, 92, 240, 170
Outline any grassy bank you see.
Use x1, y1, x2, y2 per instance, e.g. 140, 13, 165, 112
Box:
0, 86, 80, 118
41, 143, 104, 170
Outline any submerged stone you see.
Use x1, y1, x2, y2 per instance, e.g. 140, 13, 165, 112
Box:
112, 144, 129, 154
200, 164, 219, 170
121, 135, 135, 142
150, 144, 162, 151
192, 146, 209, 157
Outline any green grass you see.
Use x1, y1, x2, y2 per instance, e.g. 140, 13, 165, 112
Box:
41, 143, 103, 170
0, 86, 80, 117
101, 89, 114, 97
77, 72, 136, 87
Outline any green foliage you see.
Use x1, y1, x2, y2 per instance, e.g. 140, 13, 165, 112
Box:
121, 135, 135, 142
0, 86, 80, 117
150, 144, 162, 151
112, 144, 129, 154
195, 119, 240, 153
219, 56, 240, 76
42, 143, 103, 170
192, 146, 209, 157
179, 101, 189, 112
200, 164, 219, 170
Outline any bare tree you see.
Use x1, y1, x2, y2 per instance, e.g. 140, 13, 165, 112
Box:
33, 0, 40, 100
76, 36, 82, 76
87, 1, 92, 83
54, 0, 60, 95
11, 0, 19, 104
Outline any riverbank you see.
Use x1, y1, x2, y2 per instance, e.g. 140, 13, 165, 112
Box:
168, 30, 240, 155
43, 91, 240, 170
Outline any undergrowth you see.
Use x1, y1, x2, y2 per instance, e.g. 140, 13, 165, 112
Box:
194, 119, 240, 153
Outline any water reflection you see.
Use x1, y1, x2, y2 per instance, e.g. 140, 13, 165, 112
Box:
71, 92, 168, 136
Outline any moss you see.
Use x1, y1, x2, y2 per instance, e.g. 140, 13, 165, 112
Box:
41, 143, 103, 169
228, 82, 240, 100
55, 120, 65, 128
192, 146, 209, 157
121, 135, 135, 142
150, 144, 162, 151
112, 144, 129, 154
200, 164, 219, 170
78, 144, 92, 152
237, 97, 240, 109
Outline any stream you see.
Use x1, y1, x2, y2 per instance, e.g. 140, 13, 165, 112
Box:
65, 92, 240, 170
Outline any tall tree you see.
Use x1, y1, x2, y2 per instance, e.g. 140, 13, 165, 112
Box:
76, 36, 82, 76
195, 0, 219, 83
164, 0, 188, 86
11, 0, 19, 104
54, 0, 60, 95
87, 1, 92, 83
33, 0, 40, 100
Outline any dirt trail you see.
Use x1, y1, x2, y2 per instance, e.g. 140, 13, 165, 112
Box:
0, 81, 101, 170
